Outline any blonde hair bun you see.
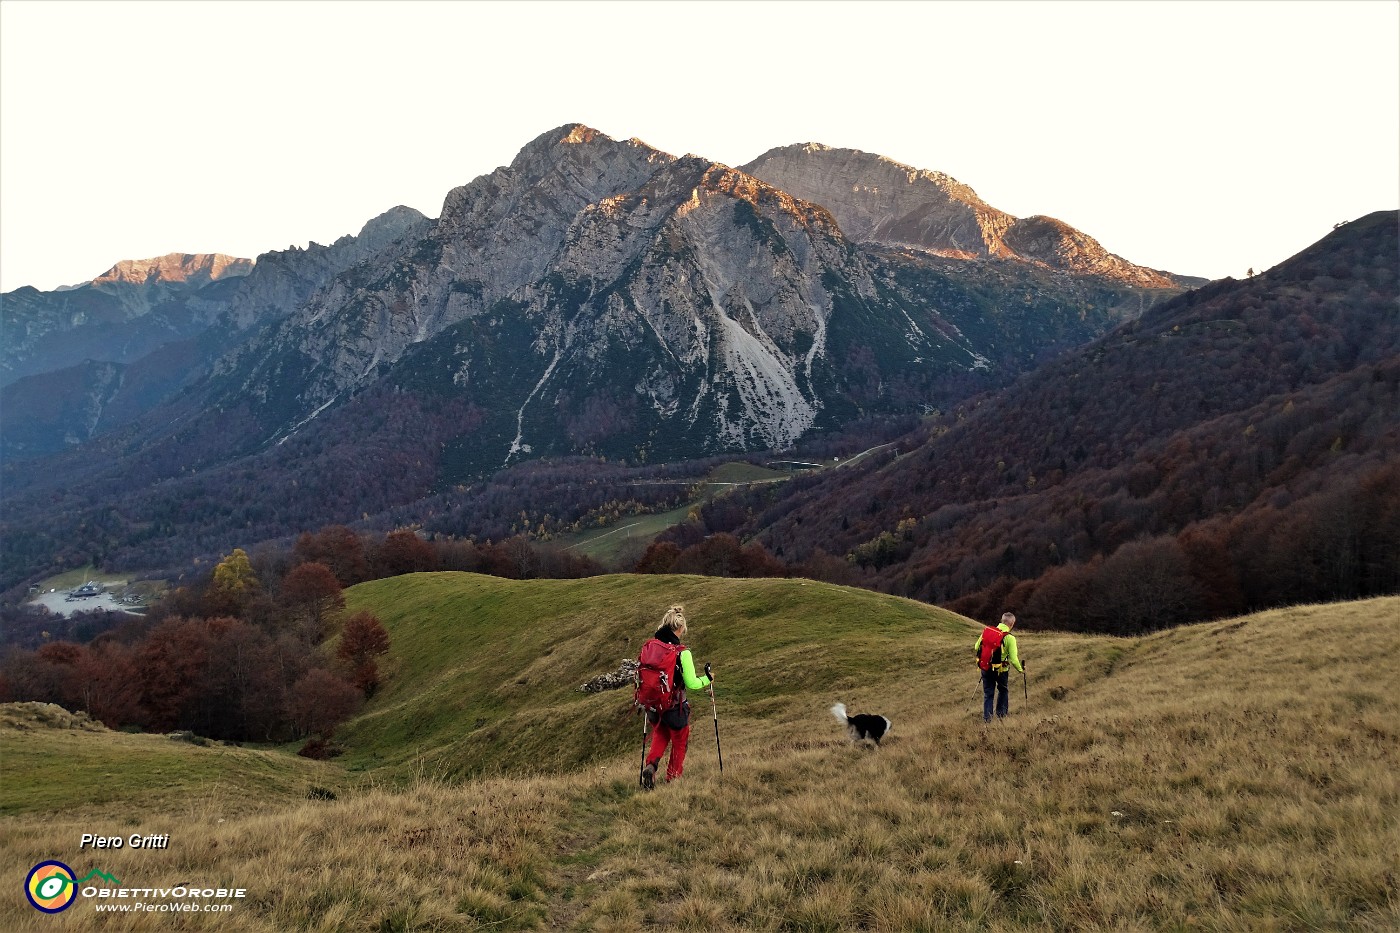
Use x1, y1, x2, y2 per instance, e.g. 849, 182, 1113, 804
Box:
661, 605, 687, 632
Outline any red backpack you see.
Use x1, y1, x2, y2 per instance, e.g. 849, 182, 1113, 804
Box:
634, 638, 685, 713
978, 626, 1007, 671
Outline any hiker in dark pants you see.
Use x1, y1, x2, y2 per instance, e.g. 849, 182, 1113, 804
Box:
974, 612, 1023, 722
642, 606, 713, 787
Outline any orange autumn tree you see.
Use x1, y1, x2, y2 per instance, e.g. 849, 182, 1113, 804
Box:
280, 561, 345, 640
336, 611, 390, 695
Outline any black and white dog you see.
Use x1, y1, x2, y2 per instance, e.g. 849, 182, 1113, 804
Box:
831, 703, 892, 745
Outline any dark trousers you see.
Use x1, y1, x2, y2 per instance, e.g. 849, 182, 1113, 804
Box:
982, 669, 1010, 722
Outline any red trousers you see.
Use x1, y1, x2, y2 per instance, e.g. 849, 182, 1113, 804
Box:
646, 721, 690, 781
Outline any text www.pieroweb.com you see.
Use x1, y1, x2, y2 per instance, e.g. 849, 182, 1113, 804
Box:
93, 901, 234, 914
83, 885, 245, 914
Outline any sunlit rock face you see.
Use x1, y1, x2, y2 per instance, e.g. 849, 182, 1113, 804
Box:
435, 125, 678, 303
515, 156, 871, 455
743, 143, 1180, 288
1000, 215, 1173, 285
218, 126, 680, 414
92, 253, 252, 290
186, 125, 1190, 470
220, 127, 893, 457
744, 143, 1015, 260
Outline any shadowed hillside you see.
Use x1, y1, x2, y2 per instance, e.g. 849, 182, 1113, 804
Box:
2, 575, 1396, 930
685, 210, 1400, 630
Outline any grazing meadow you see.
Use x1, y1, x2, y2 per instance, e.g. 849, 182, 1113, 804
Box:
3, 575, 1396, 930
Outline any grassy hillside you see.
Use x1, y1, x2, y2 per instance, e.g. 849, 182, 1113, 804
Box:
554, 461, 795, 565
556, 502, 695, 565
0, 704, 343, 819
334, 572, 969, 778
2, 578, 1396, 931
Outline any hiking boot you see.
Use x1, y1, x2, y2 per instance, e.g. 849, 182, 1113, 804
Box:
640, 762, 656, 790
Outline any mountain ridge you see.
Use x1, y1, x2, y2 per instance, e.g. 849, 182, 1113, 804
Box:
743, 142, 1198, 288
91, 252, 253, 289
201, 125, 1182, 463
2, 123, 1204, 588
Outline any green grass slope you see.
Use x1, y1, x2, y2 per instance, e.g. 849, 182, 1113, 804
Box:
0, 704, 342, 819
555, 502, 694, 564
336, 572, 970, 777
552, 461, 794, 564
327, 590, 1400, 931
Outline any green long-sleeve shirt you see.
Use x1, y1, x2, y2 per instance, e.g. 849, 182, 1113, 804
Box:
973, 623, 1023, 673
678, 648, 711, 691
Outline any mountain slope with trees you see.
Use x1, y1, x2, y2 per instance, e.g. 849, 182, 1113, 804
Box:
0, 125, 1188, 591
666, 211, 1399, 632
0, 207, 431, 462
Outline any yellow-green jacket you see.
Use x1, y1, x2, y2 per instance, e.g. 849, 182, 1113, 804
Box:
973, 623, 1023, 673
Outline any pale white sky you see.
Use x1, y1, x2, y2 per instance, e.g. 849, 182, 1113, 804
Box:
1, 0, 1396, 292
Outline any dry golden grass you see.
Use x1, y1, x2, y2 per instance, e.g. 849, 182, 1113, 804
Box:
3, 595, 1397, 931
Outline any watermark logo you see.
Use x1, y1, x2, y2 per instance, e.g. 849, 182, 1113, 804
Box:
25, 861, 77, 913
25, 863, 122, 913
24, 860, 245, 915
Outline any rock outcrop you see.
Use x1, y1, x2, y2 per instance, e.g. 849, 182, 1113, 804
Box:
222, 205, 431, 332
92, 252, 252, 289
743, 143, 1183, 288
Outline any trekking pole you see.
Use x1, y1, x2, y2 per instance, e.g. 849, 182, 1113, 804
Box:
639, 710, 649, 788
706, 663, 723, 774
1022, 659, 1028, 702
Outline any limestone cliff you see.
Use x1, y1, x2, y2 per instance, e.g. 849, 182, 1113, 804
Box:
742, 143, 1183, 288
222, 205, 431, 332
213, 126, 1154, 469
5, 123, 1190, 482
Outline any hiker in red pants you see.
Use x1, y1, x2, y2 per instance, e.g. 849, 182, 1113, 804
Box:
640, 606, 713, 787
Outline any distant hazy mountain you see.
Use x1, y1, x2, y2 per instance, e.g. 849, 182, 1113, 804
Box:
0, 253, 251, 387
0, 208, 431, 460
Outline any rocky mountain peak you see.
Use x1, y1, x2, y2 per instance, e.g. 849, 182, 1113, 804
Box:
317, 206, 432, 252
514, 123, 672, 172
437, 124, 674, 237
91, 253, 253, 289
222, 204, 434, 334
1001, 215, 1172, 285
743, 143, 1011, 259
2, 252, 257, 387
561, 124, 601, 145
357, 205, 431, 240
743, 143, 1185, 286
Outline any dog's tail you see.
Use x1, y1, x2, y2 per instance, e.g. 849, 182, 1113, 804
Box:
830, 702, 848, 724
